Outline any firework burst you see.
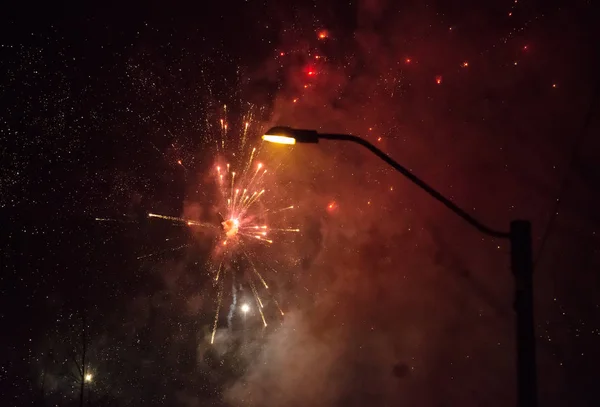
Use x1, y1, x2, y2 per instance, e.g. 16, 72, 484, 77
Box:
113, 104, 300, 344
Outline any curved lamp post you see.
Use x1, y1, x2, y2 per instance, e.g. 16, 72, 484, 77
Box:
263, 126, 537, 407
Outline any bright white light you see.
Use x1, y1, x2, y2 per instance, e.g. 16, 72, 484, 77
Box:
241, 304, 250, 313
84, 373, 93, 382
262, 134, 296, 145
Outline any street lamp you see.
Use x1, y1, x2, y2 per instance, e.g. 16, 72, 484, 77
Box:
263, 126, 537, 407
241, 303, 250, 314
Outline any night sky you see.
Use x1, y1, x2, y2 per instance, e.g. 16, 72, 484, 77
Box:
2, 0, 600, 406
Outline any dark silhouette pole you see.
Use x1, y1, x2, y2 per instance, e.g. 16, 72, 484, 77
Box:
263, 127, 537, 407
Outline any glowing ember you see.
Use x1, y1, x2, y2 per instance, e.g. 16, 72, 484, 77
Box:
222, 218, 240, 238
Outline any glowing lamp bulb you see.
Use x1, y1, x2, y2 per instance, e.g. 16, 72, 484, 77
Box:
262, 135, 296, 145
241, 304, 250, 313
84, 373, 93, 382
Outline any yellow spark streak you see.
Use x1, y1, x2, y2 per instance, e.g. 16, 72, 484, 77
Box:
256, 205, 294, 217
238, 189, 248, 207
241, 189, 265, 212
231, 172, 236, 194
229, 172, 236, 211
148, 213, 211, 228
186, 220, 213, 228
252, 283, 264, 308
211, 280, 224, 344
242, 147, 257, 178
244, 164, 263, 191
253, 235, 273, 244
243, 250, 269, 289
214, 261, 223, 282
148, 213, 187, 223
272, 297, 285, 316
250, 281, 267, 327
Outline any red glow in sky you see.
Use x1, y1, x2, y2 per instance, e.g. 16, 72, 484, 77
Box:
304, 65, 317, 77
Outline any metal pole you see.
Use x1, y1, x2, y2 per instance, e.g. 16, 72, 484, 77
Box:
510, 220, 537, 407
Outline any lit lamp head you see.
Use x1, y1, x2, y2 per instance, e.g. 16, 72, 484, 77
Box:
262, 127, 319, 145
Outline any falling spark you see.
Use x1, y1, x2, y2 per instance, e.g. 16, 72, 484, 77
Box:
243, 249, 269, 289
215, 261, 223, 282
272, 296, 285, 316
211, 280, 224, 344
250, 280, 267, 327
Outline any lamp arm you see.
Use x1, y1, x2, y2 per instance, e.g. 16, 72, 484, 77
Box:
319, 133, 509, 238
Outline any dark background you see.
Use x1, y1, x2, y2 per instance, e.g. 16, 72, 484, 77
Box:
1, 0, 599, 406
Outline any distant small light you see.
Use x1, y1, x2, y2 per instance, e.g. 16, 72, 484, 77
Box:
435, 75, 442, 84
